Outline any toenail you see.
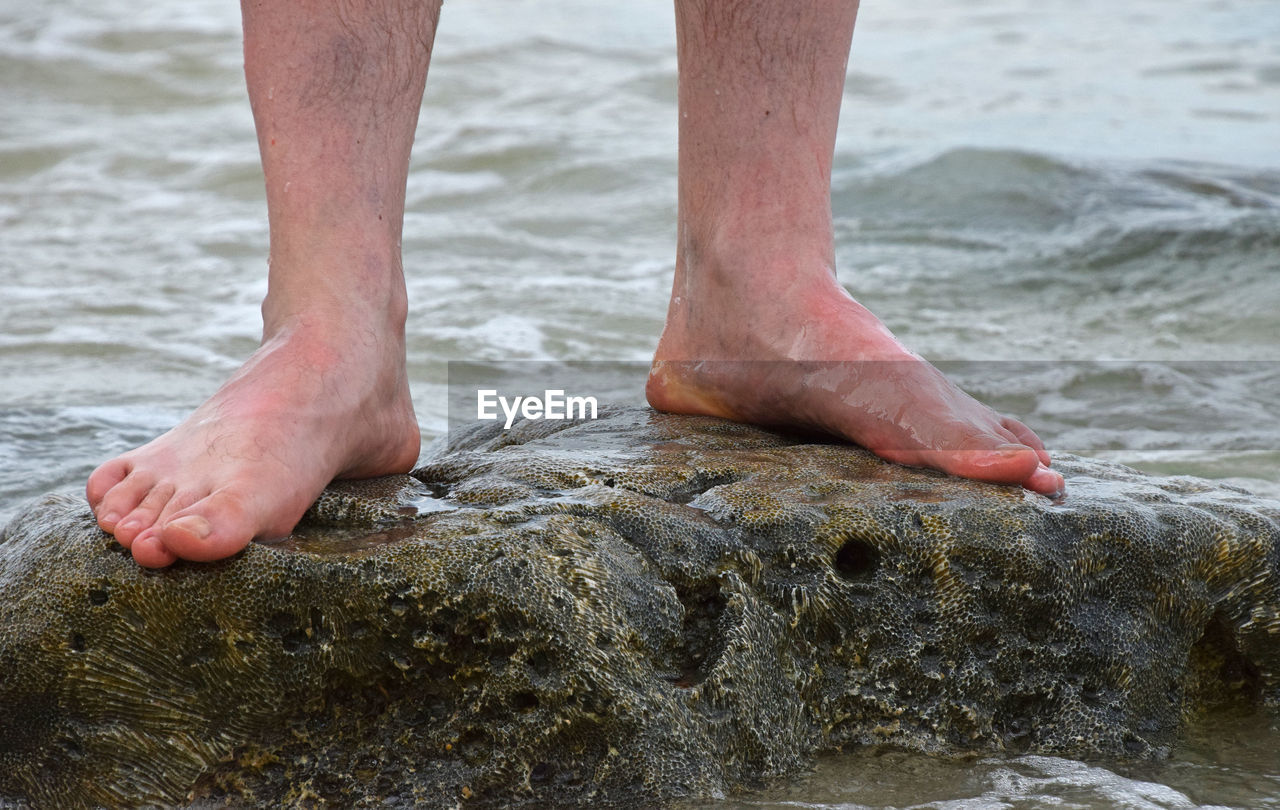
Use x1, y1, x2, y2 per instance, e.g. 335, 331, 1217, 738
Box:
117, 518, 141, 532
101, 512, 120, 527
168, 515, 211, 540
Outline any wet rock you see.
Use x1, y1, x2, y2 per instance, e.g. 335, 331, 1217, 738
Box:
1, 407, 1278, 808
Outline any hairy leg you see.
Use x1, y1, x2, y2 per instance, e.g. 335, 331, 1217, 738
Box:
86, 0, 440, 567
649, 0, 1064, 496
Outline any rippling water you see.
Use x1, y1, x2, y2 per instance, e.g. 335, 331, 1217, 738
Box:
2, 0, 1278, 806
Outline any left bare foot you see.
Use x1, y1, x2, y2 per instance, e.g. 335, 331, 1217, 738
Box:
648, 243, 1065, 497
654, 0, 1062, 497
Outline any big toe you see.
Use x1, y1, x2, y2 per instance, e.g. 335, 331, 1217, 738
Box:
159, 494, 259, 563
1027, 463, 1066, 498
943, 442, 1042, 486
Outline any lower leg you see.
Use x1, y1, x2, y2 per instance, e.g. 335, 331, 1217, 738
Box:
650, 0, 1064, 496
86, 0, 440, 567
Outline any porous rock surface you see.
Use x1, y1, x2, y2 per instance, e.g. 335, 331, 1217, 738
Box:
2, 408, 1279, 808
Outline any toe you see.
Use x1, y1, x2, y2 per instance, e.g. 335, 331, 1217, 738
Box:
86, 458, 129, 510
159, 492, 259, 563
942, 440, 1042, 486
1002, 417, 1051, 466
150, 490, 201, 538
112, 482, 176, 545
1027, 463, 1067, 498
131, 529, 178, 569
91, 470, 155, 534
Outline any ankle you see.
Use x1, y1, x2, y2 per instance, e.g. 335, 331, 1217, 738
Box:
667, 227, 839, 331
261, 259, 409, 343
253, 305, 409, 398
676, 213, 836, 290
659, 236, 908, 364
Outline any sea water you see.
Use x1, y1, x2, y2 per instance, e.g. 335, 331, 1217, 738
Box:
2, 0, 1278, 806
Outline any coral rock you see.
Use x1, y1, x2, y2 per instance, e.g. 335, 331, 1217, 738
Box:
2, 408, 1278, 807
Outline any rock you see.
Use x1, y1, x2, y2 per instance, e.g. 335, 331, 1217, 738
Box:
1, 407, 1278, 808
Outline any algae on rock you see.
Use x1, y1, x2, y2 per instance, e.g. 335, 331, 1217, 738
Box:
1, 407, 1279, 808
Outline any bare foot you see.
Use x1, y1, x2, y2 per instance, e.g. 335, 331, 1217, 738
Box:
647, 248, 1065, 497
86, 316, 420, 568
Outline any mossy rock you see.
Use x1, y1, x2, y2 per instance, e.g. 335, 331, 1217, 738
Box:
2, 408, 1278, 808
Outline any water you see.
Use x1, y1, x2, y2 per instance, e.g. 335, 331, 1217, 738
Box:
2, 0, 1279, 805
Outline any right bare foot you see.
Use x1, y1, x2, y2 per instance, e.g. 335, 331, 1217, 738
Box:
86, 0, 441, 567
85, 315, 420, 568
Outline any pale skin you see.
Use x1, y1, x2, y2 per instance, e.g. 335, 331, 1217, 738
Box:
87, 0, 1065, 569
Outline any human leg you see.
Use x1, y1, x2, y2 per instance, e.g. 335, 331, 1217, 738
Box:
649, 0, 1064, 496
86, 0, 439, 567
